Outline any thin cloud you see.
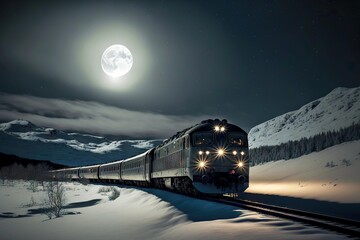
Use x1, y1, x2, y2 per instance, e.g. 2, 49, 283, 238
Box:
0, 93, 214, 138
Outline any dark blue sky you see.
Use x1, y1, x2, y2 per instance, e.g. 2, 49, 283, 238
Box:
0, 0, 359, 137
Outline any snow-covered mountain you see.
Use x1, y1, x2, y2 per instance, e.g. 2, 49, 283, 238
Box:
249, 87, 360, 149
0, 120, 163, 166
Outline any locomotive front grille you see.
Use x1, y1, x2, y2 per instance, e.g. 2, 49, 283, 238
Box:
193, 172, 249, 184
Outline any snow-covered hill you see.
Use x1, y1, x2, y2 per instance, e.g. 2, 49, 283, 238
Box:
249, 87, 360, 148
0, 120, 163, 166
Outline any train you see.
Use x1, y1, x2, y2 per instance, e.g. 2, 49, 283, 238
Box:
50, 119, 249, 195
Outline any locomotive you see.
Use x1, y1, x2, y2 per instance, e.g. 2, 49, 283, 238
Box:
50, 119, 249, 195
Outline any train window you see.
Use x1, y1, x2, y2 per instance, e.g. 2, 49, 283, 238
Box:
193, 132, 213, 146
228, 133, 248, 146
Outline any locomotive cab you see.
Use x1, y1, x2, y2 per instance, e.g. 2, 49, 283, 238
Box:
189, 119, 249, 194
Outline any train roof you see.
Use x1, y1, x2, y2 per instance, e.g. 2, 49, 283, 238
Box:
49, 167, 80, 172
99, 160, 123, 167
79, 164, 100, 169
121, 150, 148, 163
187, 119, 247, 134
157, 119, 247, 148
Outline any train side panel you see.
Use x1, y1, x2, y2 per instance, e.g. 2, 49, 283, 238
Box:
49, 168, 79, 180
145, 149, 154, 182
79, 165, 99, 179
64, 167, 80, 179
121, 152, 147, 182
99, 161, 121, 180
151, 137, 187, 179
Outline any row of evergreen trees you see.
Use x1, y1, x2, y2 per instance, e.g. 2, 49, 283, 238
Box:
249, 122, 360, 166
0, 163, 51, 181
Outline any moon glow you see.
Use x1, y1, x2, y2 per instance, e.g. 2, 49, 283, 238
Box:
101, 45, 133, 78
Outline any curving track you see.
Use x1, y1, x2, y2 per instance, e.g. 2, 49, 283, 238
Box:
203, 195, 360, 238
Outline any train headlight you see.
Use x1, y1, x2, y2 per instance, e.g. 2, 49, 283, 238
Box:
240, 151, 245, 156
214, 125, 226, 132
205, 150, 210, 155
217, 149, 225, 157
237, 161, 244, 168
232, 150, 237, 155
198, 161, 206, 168
198, 151, 203, 155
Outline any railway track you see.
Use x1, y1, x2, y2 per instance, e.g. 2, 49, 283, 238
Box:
202, 195, 360, 238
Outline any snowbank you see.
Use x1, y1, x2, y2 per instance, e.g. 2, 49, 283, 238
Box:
0, 181, 347, 240
244, 140, 360, 220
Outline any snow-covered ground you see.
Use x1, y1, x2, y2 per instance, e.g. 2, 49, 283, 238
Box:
245, 140, 360, 220
0, 181, 350, 240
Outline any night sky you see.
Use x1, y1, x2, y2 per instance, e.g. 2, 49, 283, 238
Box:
0, 0, 359, 138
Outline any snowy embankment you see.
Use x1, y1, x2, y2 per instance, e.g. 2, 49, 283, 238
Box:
248, 140, 360, 203
245, 140, 360, 220
0, 181, 348, 240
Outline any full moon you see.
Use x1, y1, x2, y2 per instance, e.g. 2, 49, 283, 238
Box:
101, 44, 133, 78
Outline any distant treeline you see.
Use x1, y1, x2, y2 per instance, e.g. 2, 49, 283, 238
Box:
0, 152, 67, 180
249, 122, 360, 166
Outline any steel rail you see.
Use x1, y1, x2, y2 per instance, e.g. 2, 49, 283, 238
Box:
202, 195, 360, 238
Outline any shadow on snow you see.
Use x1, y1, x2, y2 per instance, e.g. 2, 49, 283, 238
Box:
0, 199, 102, 218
